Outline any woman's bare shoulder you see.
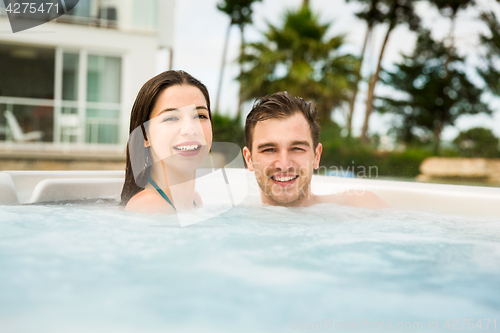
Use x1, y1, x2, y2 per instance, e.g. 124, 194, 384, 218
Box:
193, 190, 203, 207
124, 189, 176, 214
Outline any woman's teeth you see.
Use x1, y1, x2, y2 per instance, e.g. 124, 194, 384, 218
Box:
272, 175, 298, 182
174, 145, 200, 151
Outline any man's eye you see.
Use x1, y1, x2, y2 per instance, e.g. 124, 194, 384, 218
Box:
292, 147, 305, 151
262, 148, 275, 153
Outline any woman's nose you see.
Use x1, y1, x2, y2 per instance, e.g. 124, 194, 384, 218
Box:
179, 118, 200, 136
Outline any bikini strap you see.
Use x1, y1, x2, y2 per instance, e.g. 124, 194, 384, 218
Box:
149, 177, 176, 211
148, 178, 197, 210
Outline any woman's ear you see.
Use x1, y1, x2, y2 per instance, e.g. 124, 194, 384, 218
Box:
142, 124, 150, 147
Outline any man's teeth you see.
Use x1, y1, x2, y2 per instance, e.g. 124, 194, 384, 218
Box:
175, 145, 200, 151
272, 176, 297, 182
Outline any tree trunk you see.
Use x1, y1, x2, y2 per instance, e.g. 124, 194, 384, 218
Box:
346, 23, 372, 138
433, 120, 442, 154
444, 12, 456, 78
302, 0, 309, 7
215, 22, 232, 114
360, 22, 395, 143
236, 25, 245, 122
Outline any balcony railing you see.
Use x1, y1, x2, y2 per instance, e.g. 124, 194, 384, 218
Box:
0, 0, 158, 32
0, 96, 121, 145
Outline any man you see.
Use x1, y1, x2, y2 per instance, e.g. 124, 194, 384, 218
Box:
242, 92, 389, 209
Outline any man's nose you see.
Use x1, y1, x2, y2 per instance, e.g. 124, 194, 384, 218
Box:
275, 150, 293, 171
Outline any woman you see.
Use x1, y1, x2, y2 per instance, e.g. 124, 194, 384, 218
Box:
120, 70, 212, 214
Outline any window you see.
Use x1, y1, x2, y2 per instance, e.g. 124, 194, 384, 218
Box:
65, 0, 91, 18
86, 55, 122, 144
0, 44, 55, 142
133, 0, 158, 30
0, 43, 122, 145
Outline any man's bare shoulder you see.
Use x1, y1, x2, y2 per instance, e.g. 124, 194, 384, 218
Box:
124, 189, 176, 214
314, 191, 390, 210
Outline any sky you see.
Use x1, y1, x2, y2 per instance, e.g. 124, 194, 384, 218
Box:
162, 0, 500, 142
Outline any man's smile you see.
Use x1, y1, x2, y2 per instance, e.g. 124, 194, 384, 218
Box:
270, 174, 299, 186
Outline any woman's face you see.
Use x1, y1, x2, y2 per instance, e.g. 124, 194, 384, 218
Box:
145, 84, 212, 172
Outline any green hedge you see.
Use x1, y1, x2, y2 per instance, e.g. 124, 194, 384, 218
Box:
318, 124, 433, 178
211, 113, 245, 149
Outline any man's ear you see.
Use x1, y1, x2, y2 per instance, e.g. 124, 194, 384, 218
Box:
313, 143, 322, 170
242, 146, 254, 172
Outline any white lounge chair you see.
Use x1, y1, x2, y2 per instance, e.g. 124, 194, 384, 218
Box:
4, 110, 44, 142
60, 113, 82, 142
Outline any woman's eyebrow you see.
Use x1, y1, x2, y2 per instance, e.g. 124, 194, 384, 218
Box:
158, 108, 179, 115
158, 106, 208, 115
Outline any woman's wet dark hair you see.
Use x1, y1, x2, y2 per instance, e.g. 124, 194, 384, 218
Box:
120, 70, 211, 206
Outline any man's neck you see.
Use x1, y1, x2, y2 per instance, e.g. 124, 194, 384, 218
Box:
260, 189, 316, 207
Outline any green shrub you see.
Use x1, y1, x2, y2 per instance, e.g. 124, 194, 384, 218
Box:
453, 127, 500, 158
211, 113, 245, 149
318, 125, 432, 178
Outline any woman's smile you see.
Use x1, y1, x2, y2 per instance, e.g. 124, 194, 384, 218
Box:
173, 141, 203, 156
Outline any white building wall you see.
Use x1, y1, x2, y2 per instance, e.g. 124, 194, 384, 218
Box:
158, 0, 175, 49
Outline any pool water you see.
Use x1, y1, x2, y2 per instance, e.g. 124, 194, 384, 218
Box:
0, 202, 499, 332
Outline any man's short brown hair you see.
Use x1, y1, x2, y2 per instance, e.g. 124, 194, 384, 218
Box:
244, 91, 320, 151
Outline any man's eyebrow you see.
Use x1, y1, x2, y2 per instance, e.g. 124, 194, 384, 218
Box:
256, 141, 311, 150
158, 106, 208, 115
256, 142, 277, 150
291, 141, 311, 147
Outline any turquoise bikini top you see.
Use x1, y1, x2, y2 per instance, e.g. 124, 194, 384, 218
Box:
148, 177, 197, 211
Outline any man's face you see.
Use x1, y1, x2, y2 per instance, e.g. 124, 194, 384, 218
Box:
243, 112, 322, 206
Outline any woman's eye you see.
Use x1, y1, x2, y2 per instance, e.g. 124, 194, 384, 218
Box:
195, 114, 209, 119
162, 117, 178, 122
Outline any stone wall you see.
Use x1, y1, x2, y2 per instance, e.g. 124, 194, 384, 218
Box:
417, 157, 500, 184
0, 146, 126, 171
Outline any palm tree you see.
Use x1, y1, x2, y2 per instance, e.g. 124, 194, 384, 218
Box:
430, 0, 475, 75
345, 0, 385, 137
216, 0, 261, 114
238, 3, 359, 125
360, 0, 420, 143
377, 30, 491, 153
478, 11, 500, 96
